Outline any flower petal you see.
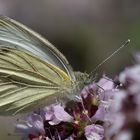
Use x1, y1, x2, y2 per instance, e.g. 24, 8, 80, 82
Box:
98, 76, 114, 91
53, 105, 73, 123
85, 124, 104, 140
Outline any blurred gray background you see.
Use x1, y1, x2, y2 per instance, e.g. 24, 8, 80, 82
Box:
0, 0, 139, 76
0, 0, 140, 139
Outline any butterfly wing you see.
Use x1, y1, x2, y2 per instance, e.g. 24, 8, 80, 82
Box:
0, 47, 72, 115
0, 16, 75, 81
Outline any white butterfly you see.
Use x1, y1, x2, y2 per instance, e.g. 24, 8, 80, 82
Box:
0, 16, 86, 115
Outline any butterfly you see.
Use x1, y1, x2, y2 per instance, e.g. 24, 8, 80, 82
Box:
0, 16, 89, 115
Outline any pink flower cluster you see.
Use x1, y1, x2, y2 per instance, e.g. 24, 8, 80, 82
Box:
16, 76, 117, 140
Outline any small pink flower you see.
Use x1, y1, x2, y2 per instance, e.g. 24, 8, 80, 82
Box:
42, 104, 73, 125
98, 76, 114, 91
81, 83, 97, 99
92, 102, 107, 121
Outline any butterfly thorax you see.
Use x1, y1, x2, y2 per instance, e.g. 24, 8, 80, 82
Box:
74, 72, 90, 91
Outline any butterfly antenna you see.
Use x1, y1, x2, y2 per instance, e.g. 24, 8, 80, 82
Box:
89, 39, 130, 80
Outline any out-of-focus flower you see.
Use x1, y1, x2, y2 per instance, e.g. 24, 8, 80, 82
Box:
114, 131, 132, 140
105, 54, 140, 140
105, 112, 125, 137
85, 124, 104, 140
16, 113, 45, 140
119, 65, 140, 90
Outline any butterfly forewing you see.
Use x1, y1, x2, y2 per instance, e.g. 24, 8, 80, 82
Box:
0, 16, 75, 81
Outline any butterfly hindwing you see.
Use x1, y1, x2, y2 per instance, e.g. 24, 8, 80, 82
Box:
0, 48, 72, 115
